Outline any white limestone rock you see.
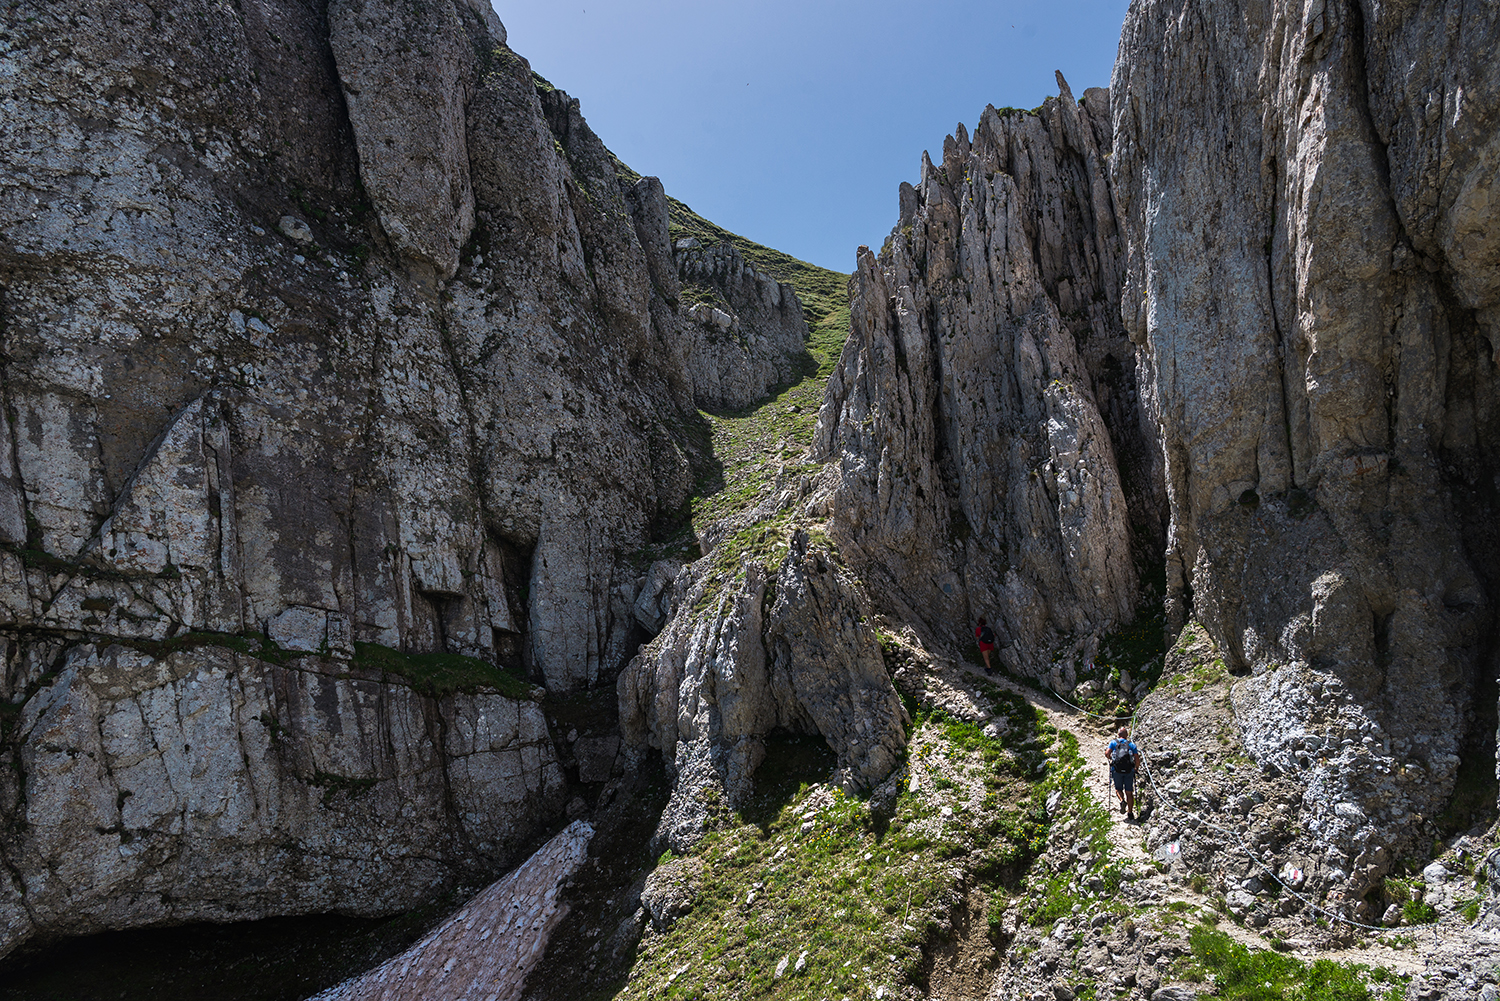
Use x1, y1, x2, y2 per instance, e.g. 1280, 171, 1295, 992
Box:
0, 0, 760, 957
2, 643, 563, 957
619, 530, 907, 851
675, 240, 811, 410
815, 82, 1161, 680
1112, 0, 1499, 878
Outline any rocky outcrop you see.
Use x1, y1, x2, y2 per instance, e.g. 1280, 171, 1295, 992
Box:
0, 0, 804, 958
618, 530, 907, 850
327, 0, 501, 279
1111, 0, 1499, 884
0, 641, 563, 956
311, 820, 592, 1001
0, 0, 699, 694
675, 240, 810, 410
814, 78, 1166, 687
816, 0, 1497, 906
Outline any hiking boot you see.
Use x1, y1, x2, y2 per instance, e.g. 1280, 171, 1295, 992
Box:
1127, 810, 1135, 821
1118, 800, 1126, 814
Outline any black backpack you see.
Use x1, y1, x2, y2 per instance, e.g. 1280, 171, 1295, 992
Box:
1110, 739, 1136, 773
979, 624, 995, 645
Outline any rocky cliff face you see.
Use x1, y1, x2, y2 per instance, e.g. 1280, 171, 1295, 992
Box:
619, 530, 907, 850
814, 77, 1166, 689
814, 0, 1498, 911
674, 239, 811, 411
0, 0, 809, 958
1111, 0, 1499, 899
1, 641, 563, 956
6, 0, 1498, 978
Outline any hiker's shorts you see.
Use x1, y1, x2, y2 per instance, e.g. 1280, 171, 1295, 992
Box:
1110, 767, 1134, 793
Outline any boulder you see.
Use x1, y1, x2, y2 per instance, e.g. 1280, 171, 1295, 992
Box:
640, 856, 702, 931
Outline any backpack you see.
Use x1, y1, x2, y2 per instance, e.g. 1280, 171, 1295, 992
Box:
978, 624, 995, 645
1110, 739, 1136, 773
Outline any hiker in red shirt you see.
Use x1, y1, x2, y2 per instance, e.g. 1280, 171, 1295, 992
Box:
975, 617, 997, 675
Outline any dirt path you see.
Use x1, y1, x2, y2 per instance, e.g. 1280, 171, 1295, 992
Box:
951, 662, 1449, 976
959, 666, 1154, 862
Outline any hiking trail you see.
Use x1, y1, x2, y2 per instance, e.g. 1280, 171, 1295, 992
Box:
947, 659, 1449, 977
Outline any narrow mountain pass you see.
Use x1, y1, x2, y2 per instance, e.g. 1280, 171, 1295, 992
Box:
944, 657, 1462, 985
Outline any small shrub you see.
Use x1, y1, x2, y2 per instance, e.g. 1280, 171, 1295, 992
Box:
1188, 923, 1383, 1000
1026, 874, 1079, 927
1401, 899, 1438, 925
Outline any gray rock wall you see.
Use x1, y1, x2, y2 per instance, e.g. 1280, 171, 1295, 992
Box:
618, 530, 907, 851
0, 0, 699, 693
1111, 0, 1499, 888
675, 241, 811, 411
0, 641, 563, 956
814, 78, 1166, 686
0, 0, 760, 957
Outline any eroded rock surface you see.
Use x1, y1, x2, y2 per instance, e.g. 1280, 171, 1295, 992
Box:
675, 240, 810, 410
618, 530, 907, 850
0, 0, 807, 958
0, 642, 563, 955
816, 0, 1498, 914
1112, 0, 1500, 884
815, 78, 1165, 687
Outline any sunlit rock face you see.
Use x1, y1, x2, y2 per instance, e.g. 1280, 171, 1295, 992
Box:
815, 77, 1166, 689
3, 642, 565, 957
1111, 0, 1499, 891
819, 0, 1499, 903
0, 0, 780, 957
673, 238, 811, 411
618, 530, 908, 852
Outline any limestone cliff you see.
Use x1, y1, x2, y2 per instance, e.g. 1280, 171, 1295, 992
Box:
1112, 0, 1499, 902
814, 78, 1166, 690
619, 530, 907, 851
4, 0, 1498, 980
0, 0, 808, 958
815, 0, 1499, 913
674, 239, 811, 411
2, 641, 564, 957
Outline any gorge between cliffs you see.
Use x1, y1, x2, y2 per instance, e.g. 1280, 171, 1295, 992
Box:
0, 0, 1497, 999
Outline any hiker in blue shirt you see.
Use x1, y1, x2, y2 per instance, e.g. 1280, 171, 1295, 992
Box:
1105, 726, 1142, 820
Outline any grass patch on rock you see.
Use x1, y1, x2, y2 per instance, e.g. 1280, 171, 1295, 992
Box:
619, 181, 851, 589
351, 642, 535, 700
1160, 622, 1229, 692
619, 687, 1055, 1000
1181, 922, 1409, 1000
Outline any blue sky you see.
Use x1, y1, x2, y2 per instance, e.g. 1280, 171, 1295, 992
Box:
493, 0, 1129, 273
